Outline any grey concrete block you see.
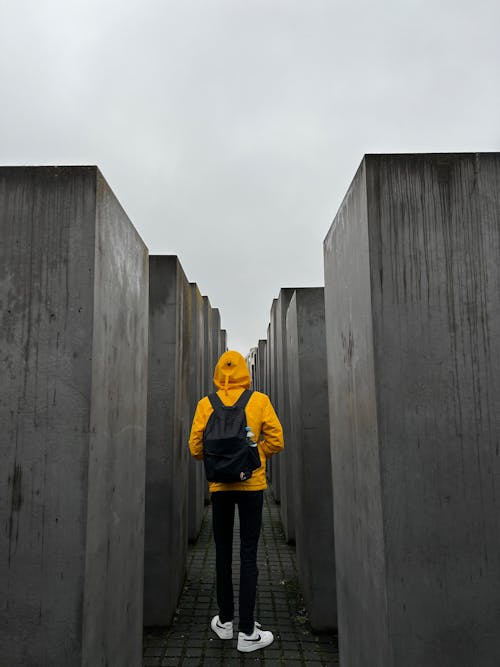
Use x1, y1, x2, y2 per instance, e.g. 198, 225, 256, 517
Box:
199, 305, 227, 506
257, 340, 267, 392
246, 347, 258, 387
264, 325, 271, 397
144, 256, 190, 626
219, 329, 227, 356
274, 288, 296, 543
0, 166, 148, 666
324, 153, 500, 667
187, 283, 206, 542
258, 339, 270, 481
267, 302, 280, 501
202, 297, 213, 394
211, 308, 221, 371
286, 288, 336, 631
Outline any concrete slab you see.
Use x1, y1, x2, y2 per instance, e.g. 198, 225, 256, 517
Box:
267, 302, 280, 501
187, 284, 205, 542
0, 166, 148, 666
201, 298, 214, 504
219, 329, 227, 356
144, 256, 190, 626
257, 340, 267, 392
202, 297, 213, 394
211, 308, 221, 360
274, 288, 297, 543
286, 288, 336, 631
324, 153, 500, 667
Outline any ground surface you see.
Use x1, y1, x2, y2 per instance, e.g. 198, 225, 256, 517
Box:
143, 490, 339, 666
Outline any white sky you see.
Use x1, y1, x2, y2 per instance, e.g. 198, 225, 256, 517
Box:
1, 0, 499, 354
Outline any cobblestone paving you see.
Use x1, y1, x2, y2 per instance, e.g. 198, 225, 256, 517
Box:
143, 490, 339, 666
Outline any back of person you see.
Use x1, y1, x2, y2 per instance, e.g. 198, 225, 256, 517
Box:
189, 350, 284, 492
189, 350, 284, 653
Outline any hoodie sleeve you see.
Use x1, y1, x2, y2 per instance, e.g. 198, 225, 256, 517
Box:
189, 398, 210, 460
259, 396, 284, 458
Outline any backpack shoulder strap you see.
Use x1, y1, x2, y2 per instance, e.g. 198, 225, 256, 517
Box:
207, 393, 224, 410
208, 390, 253, 410
234, 389, 253, 409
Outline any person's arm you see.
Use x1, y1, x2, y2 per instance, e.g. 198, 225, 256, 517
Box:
259, 397, 284, 458
189, 398, 209, 460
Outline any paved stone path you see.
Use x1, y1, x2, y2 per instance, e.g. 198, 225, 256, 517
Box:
143, 490, 339, 666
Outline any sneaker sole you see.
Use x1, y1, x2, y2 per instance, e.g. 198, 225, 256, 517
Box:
237, 638, 274, 652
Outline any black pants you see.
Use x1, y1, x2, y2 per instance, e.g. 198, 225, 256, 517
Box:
211, 490, 264, 635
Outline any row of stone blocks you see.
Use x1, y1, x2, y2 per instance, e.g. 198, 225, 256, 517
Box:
0, 167, 225, 665
250, 153, 500, 666
248, 288, 337, 634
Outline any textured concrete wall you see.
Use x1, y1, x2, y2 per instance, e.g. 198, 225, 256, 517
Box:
0, 166, 148, 667
216, 327, 225, 360
324, 153, 500, 667
144, 256, 190, 626
263, 327, 274, 485
201, 298, 214, 503
202, 297, 213, 394
246, 347, 258, 387
264, 326, 270, 397
267, 302, 280, 501
257, 340, 267, 393
274, 288, 296, 543
260, 339, 270, 484
211, 308, 221, 370
219, 329, 227, 356
187, 283, 206, 542
286, 288, 336, 631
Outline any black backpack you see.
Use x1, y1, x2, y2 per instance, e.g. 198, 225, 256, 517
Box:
202, 389, 261, 483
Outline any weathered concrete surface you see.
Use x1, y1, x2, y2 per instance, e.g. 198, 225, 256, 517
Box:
144, 256, 190, 626
286, 288, 336, 631
246, 347, 258, 387
267, 302, 280, 501
187, 283, 205, 542
211, 308, 221, 371
202, 297, 213, 395
324, 153, 500, 667
219, 329, 227, 356
0, 166, 148, 666
201, 297, 214, 504
274, 288, 296, 543
257, 340, 267, 393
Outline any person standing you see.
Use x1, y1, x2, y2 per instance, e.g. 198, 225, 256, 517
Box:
189, 350, 284, 653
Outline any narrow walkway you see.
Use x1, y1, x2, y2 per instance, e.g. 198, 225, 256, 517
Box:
143, 491, 339, 666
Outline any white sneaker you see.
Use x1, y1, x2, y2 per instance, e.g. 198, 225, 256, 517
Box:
237, 623, 274, 652
210, 615, 233, 639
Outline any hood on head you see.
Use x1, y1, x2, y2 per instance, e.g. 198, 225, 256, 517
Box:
214, 350, 251, 393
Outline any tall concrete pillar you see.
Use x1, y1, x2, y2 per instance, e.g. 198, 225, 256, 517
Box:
274, 288, 296, 543
246, 347, 258, 387
324, 153, 500, 667
257, 340, 267, 392
264, 325, 271, 397
211, 308, 221, 369
201, 298, 214, 503
202, 297, 214, 395
0, 166, 148, 666
187, 283, 205, 542
267, 303, 280, 501
144, 255, 190, 626
219, 329, 227, 356
286, 288, 336, 631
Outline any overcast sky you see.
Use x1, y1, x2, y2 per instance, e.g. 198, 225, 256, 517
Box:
1, 0, 499, 354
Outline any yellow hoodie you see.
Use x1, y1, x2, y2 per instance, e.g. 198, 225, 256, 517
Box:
188, 350, 284, 492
